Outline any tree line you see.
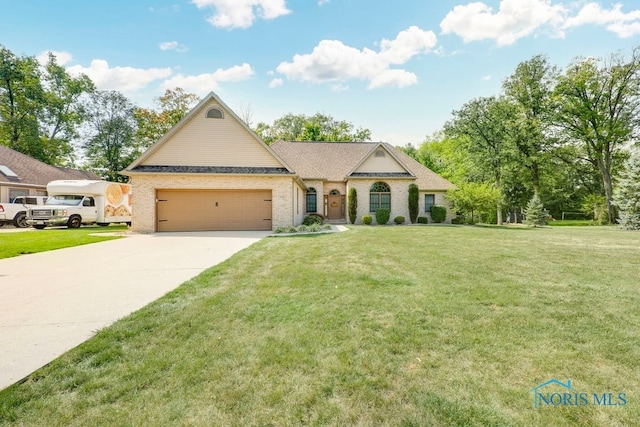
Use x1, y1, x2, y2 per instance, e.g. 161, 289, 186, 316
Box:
400, 47, 640, 225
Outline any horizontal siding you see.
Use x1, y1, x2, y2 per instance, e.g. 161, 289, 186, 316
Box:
142, 101, 283, 168
354, 152, 408, 173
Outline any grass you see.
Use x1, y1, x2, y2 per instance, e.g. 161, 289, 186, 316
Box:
548, 220, 593, 227
0, 225, 127, 259
1, 225, 639, 426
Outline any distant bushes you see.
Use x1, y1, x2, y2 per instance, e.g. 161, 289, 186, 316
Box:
362, 215, 372, 225
394, 216, 405, 225
417, 216, 429, 224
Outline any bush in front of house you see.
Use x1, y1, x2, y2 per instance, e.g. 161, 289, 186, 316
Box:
417, 216, 429, 224
408, 183, 419, 223
348, 187, 357, 224
451, 216, 464, 224
430, 205, 446, 223
375, 208, 390, 225
394, 216, 405, 225
362, 215, 372, 225
302, 214, 323, 226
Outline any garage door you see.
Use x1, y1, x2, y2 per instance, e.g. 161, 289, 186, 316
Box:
156, 190, 272, 232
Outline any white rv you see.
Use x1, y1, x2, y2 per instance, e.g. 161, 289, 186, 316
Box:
27, 180, 132, 229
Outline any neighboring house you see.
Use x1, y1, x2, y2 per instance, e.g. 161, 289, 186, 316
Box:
0, 145, 100, 203
123, 92, 455, 233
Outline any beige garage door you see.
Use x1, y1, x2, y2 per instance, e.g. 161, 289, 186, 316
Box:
156, 190, 272, 232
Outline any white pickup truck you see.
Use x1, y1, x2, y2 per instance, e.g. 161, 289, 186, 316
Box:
0, 196, 49, 228
26, 180, 132, 229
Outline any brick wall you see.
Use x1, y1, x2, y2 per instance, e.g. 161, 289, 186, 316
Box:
129, 174, 297, 233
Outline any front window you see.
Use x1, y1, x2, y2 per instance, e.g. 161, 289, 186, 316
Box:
425, 194, 435, 212
9, 189, 28, 202
370, 182, 390, 212
46, 195, 84, 206
306, 187, 317, 213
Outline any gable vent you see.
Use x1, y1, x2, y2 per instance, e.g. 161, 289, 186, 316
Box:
206, 108, 224, 119
375, 150, 386, 158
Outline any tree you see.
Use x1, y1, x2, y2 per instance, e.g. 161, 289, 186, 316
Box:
255, 113, 371, 144
348, 187, 357, 224
444, 96, 512, 224
614, 151, 640, 230
83, 91, 137, 182
40, 52, 95, 166
524, 194, 548, 227
503, 55, 558, 197
408, 183, 419, 223
445, 182, 500, 224
0, 45, 43, 160
133, 87, 198, 153
553, 48, 640, 223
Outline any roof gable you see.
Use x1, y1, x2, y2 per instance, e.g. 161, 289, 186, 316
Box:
349, 144, 413, 176
126, 92, 292, 173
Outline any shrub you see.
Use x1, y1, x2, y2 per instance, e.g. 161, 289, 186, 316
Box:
417, 216, 429, 224
348, 188, 358, 224
451, 216, 464, 224
375, 208, 390, 225
524, 195, 548, 227
302, 214, 323, 226
362, 215, 372, 225
394, 216, 405, 225
430, 205, 446, 223
408, 183, 419, 223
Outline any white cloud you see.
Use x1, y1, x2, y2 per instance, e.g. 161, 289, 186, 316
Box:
36, 50, 73, 66
159, 41, 189, 52
268, 78, 283, 88
441, 0, 640, 45
440, 0, 567, 46
482, 75, 492, 81
318, 0, 329, 5
161, 63, 254, 92
275, 26, 437, 89
191, 0, 290, 29
67, 59, 172, 92
563, 2, 640, 38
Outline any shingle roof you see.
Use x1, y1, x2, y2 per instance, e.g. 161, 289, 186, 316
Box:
270, 141, 455, 191
130, 165, 293, 175
0, 145, 100, 187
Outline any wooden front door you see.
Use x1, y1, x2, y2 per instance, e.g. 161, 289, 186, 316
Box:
327, 191, 342, 220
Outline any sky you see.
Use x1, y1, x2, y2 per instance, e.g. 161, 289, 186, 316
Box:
2, 0, 640, 145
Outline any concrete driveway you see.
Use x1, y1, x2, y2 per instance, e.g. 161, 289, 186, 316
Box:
0, 230, 269, 390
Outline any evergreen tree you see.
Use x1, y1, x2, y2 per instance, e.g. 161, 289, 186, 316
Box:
524, 194, 548, 227
408, 183, 419, 223
348, 187, 357, 224
614, 152, 640, 230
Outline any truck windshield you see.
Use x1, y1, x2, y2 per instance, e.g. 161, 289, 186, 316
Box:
46, 195, 84, 206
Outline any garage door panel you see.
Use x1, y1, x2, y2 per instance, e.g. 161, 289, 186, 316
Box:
157, 190, 272, 232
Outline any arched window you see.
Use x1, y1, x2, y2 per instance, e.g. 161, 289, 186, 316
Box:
306, 187, 317, 213
370, 182, 390, 212
206, 108, 224, 119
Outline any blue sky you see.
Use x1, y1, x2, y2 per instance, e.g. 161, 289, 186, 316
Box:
2, 0, 639, 145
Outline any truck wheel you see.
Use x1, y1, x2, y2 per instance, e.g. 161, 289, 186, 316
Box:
13, 212, 28, 228
33, 225, 46, 230
67, 215, 82, 229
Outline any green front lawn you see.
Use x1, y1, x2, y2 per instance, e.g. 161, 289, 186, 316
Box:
1, 225, 638, 426
0, 225, 127, 259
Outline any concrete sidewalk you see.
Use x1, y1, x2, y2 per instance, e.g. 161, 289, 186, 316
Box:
0, 231, 268, 390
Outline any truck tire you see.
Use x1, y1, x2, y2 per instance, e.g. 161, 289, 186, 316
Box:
33, 225, 46, 230
67, 215, 82, 229
13, 212, 28, 228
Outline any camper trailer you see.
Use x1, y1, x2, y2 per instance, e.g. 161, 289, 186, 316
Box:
27, 180, 132, 229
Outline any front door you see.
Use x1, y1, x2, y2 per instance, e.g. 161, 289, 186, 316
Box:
327, 190, 342, 220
